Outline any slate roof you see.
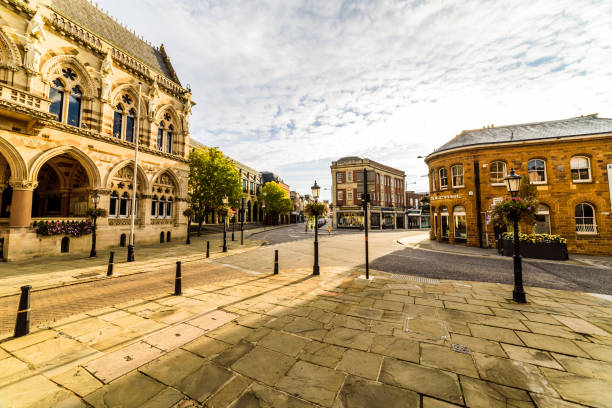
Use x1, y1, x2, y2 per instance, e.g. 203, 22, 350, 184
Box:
432, 115, 612, 156
50, 0, 178, 82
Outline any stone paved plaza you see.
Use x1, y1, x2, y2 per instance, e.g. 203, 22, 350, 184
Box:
0, 261, 611, 407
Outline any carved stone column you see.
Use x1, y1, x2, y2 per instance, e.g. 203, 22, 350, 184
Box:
9, 180, 38, 227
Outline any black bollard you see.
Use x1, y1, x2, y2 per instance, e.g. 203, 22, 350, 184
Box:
206, 241, 210, 258
174, 261, 182, 295
14, 285, 31, 338
274, 249, 279, 274
107, 251, 114, 276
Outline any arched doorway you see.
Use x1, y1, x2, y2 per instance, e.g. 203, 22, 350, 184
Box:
253, 203, 258, 223
32, 154, 91, 217
0, 155, 12, 218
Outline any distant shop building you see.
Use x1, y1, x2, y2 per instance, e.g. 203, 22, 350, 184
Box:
425, 115, 612, 255
331, 157, 406, 229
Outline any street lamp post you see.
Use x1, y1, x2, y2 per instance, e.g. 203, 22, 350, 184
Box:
362, 168, 370, 279
222, 196, 228, 253
232, 212, 235, 241
504, 168, 526, 303
240, 197, 245, 245
311, 180, 321, 276
262, 192, 267, 231
329, 203, 334, 230
89, 192, 100, 258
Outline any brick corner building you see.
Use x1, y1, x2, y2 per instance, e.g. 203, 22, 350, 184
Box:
425, 114, 612, 255
331, 157, 406, 229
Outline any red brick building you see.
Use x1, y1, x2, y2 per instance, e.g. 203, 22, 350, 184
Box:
425, 115, 612, 255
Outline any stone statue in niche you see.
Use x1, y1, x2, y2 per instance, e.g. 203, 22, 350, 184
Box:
23, 36, 43, 72
148, 81, 159, 119
100, 51, 113, 101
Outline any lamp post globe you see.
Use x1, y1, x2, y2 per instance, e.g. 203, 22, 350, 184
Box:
89, 192, 100, 258
504, 168, 526, 303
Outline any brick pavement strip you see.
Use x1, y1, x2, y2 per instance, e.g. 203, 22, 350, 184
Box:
0, 265, 611, 407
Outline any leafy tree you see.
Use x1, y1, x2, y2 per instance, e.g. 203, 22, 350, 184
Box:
188, 147, 242, 235
520, 175, 537, 199
260, 182, 292, 224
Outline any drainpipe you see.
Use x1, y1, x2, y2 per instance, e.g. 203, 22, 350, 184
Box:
474, 160, 483, 248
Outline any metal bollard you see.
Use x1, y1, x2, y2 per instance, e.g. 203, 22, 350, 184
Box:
174, 261, 182, 295
107, 251, 114, 276
14, 285, 31, 338
206, 241, 210, 258
274, 249, 279, 274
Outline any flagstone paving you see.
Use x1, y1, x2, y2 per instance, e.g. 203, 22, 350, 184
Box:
0, 264, 611, 407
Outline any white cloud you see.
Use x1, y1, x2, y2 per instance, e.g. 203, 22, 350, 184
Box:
100, 0, 612, 200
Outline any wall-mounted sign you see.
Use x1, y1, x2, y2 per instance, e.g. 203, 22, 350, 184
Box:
608, 163, 612, 208
431, 194, 460, 201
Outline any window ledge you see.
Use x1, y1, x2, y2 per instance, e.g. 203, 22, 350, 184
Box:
531, 182, 547, 185
572, 180, 592, 184
452, 185, 465, 189
576, 231, 598, 236
490, 183, 505, 186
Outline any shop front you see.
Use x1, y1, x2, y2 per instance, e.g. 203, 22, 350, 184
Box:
440, 206, 449, 239
337, 208, 364, 228
453, 205, 467, 241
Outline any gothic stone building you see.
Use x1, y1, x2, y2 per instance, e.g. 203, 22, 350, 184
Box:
425, 115, 612, 255
0, 0, 193, 260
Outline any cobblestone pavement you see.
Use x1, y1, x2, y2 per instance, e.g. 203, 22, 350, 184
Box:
1, 264, 611, 407
0, 259, 252, 339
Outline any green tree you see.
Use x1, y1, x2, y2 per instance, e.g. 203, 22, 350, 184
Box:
188, 147, 242, 235
520, 175, 537, 199
260, 182, 292, 224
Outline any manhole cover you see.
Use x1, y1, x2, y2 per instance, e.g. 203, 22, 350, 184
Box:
451, 344, 472, 355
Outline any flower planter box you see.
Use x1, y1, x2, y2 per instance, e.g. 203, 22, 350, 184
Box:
502, 240, 568, 261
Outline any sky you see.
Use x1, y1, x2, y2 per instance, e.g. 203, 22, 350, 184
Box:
100, 0, 612, 201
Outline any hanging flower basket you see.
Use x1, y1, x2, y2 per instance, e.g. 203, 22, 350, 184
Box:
489, 197, 538, 227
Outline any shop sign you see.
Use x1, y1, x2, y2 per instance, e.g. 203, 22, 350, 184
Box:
431, 194, 460, 201
339, 206, 361, 211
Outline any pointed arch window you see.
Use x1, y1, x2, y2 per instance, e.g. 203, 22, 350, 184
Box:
49, 78, 65, 122
166, 124, 173, 153
159, 197, 166, 218
157, 121, 164, 150
109, 191, 118, 217
126, 108, 136, 143
151, 195, 158, 217
67, 85, 82, 126
166, 197, 173, 218
113, 105, 123, 138
119, 192, 129, 217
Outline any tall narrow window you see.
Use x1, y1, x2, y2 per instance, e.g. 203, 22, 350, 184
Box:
528, 159, 547, 183
49, 78, 64, 122
570, 156, 591, 182
113, 105, 123, 138
125, 108, 136, 143
159, 197, 166, 218
67, 85, 82, 127
151, 195, 158, 217
451, 165, 464, 187
119, 192, 129, 217
157, 122, 164, 150
535, 204, 551, 234
439, 168, 448, 189
166, 124, 173, 153
453, 206, 467, 239
166, 197, 173, 218
109, 191, 118, 217
575, 203, 597, 234
489, 161, 507, 184
440, 206, 449, 238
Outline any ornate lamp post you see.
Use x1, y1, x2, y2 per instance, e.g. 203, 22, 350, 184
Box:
362, 168, 370, 279
329, 203, 334, 229
222, 196, 228, 253
89, 192, 100, 258
184, 208, 193, 245
311, 180, 321, 276
504, 168, 526, 303
262, 192, 267, 232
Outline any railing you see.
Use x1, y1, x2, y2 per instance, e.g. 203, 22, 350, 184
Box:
576, 224, 597, 234
31, 217, 87, 223
0, 84, 50, 112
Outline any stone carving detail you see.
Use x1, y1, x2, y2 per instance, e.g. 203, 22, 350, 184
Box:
23, 10, 46, 73
116, 166, 134, 179
9, 180, 39, 190
26, 10, 47, 41
148, 81, 159, 120
100, 51, 113, 102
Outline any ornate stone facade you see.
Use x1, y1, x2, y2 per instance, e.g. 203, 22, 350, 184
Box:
0, 0, 193, 260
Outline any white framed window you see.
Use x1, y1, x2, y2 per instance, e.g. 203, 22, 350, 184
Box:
575, 203, 597, 234
347, 191, 353, 201
119, 192, 129, 218
535, 204, 551, 234
489, 161, 507, 185
151, 195, 158, 217
337, 190, 344, 200
159, 197, 166, 218
431, 172, 437, 191
528, 159, 547, 184
347, 171, 353, 182
570, 156, 591, 182
166, 197, 173, 218
451, 165, 464, 187
337, 172, 343, 183
109, 191, 118, 217
439, 168, 448, 189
